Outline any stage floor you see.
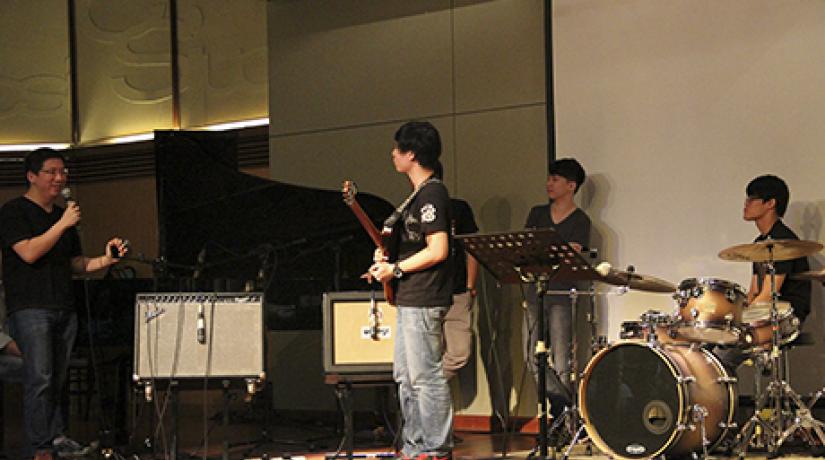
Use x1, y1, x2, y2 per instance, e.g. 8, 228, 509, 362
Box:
3, 382, 824, 459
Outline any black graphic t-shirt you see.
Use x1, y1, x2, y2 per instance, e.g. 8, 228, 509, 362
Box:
394, 180, 453, 307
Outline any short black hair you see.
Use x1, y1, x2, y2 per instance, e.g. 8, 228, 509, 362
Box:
747, 175, 789, 217
24, 147, 66, 178
549, 158, 586, 193
394, 121, 441, 171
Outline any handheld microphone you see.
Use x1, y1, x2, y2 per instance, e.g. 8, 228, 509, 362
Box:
197, 304, 206, 344
60, 187, 82, 232
60, 187, 74, 203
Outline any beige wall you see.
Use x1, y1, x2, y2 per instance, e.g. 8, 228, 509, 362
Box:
268, 0, 549, 418
554, 0, 825, 395
0, 0, 71, 144
0, 0, 268, 146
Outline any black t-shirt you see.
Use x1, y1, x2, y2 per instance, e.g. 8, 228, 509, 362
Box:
0, 196, 82, 314
524, 204, 591, 291
752, 220, 811, 322
450, 198, 479, 295
394, 180, 453, 307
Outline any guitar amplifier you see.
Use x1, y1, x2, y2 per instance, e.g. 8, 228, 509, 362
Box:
322, 291, 396, 373
133, 293, 265, 381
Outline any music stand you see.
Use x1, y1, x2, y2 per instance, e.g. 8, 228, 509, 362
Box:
459, 229, 598, 460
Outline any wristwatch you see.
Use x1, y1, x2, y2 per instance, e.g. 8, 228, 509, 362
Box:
392, 263, 404, 279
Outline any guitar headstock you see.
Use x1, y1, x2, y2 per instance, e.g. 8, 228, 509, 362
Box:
341, 180, 358, 205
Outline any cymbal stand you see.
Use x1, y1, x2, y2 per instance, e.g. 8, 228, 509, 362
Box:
548, 288, 590, 460
734, 244, 825, 457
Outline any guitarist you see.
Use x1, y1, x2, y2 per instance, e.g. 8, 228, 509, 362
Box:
368, 121, 454, 460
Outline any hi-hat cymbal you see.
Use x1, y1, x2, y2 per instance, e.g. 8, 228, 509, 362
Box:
790, 269, 825, 282
718, 239, 823, 263
599, 270, 677, 293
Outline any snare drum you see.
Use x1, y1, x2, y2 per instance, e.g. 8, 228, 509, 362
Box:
740, 301, 800, 353
674, 278, 746, 344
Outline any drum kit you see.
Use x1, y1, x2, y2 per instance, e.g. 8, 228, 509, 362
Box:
459, 229, 825, 459
574, 239, 825, 460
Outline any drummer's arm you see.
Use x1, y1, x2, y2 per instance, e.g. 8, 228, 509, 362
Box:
749, 273, 786, 304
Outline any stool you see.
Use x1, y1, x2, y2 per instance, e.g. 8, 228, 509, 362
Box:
324, 372, 397, 459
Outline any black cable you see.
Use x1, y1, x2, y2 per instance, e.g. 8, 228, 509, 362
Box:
201, 294, 218, 460
82, 278, 114, 439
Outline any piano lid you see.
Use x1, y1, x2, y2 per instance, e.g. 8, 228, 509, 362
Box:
154, 130, 394, 328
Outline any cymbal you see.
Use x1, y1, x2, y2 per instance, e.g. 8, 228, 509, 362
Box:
718, 239, 822, 263
790, 269, 825, 281
599, 270, 677, 293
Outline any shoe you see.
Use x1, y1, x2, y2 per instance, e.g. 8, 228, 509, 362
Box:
52, 436, 96, 458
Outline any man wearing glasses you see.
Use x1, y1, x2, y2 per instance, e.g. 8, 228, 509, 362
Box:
0, 148, 128, 460
715, 175, 811, 373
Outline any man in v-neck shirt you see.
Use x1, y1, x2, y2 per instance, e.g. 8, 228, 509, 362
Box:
522, 158, 591, 423
0, 148, 128, 460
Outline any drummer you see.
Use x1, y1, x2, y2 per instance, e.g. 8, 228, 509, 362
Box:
717, 175, 812, 372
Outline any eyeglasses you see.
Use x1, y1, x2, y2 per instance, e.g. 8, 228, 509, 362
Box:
39, 168, 69, 177
744, 196, 763, 204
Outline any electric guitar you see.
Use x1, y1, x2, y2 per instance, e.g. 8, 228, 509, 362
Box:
342, 180, 396, 305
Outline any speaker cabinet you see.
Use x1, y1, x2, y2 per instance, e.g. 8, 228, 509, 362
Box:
133, 293, 265, 381
322, 291, 395, 373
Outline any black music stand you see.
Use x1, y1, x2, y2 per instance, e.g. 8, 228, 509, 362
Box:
459, 229, 598, 460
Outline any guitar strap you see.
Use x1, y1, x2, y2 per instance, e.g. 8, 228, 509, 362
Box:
382, 176, 442, 233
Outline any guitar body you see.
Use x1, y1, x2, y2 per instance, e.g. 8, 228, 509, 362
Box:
342, 181, 398, 305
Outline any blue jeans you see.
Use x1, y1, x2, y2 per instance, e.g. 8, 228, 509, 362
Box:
8, 308, 77, 453
394, 305, 453, 458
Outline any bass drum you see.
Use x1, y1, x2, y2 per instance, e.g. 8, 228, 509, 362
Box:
579, 342, 737, 459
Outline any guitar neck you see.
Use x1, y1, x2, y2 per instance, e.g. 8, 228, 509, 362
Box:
347, 199, 385, 249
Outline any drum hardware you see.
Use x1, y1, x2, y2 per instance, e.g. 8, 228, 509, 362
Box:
720, 240, 825, 456
691, 404, 711, 459
540, 287, 606, 460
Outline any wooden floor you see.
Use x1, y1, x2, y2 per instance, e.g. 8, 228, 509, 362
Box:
3, 383, 824, 459
3, 413, 824, 459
